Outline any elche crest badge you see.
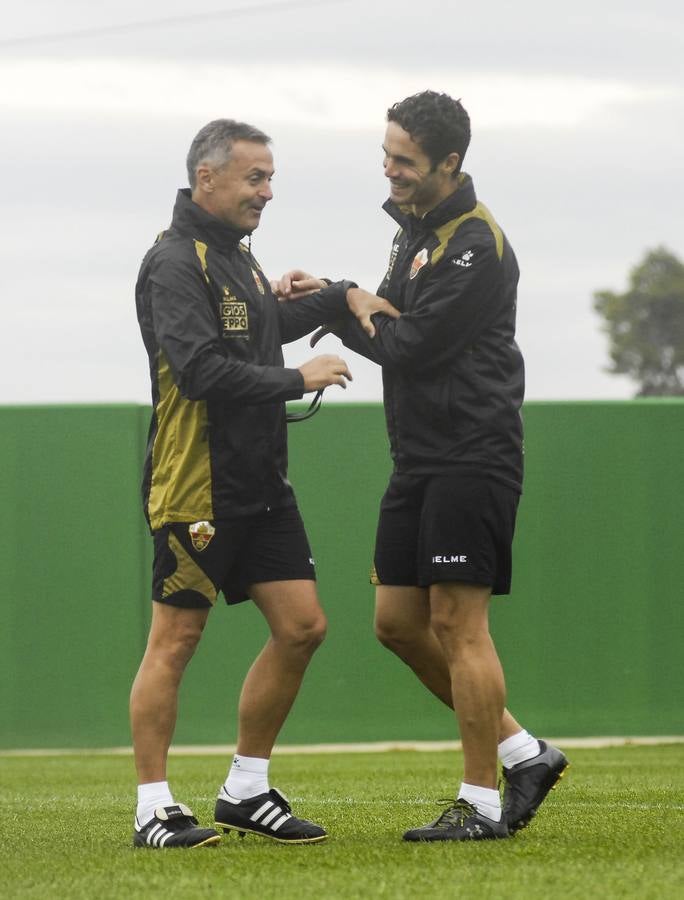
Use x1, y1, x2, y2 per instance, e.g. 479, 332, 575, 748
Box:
252, 268, 265, 294
188, 521, 215, 552
409, 248, 429, 280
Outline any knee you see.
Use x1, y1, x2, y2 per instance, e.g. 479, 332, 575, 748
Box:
428, 608, 455, 644
429, 609, 485, 654
374, 613, 414, 655
304, 613, 328, 650
429, 585, 491, 650
148, 616, 206, 669
276, 612, 327, 654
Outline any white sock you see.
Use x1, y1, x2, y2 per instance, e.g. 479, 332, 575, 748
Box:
222, 755, 270, 800
136, 780, 174, 826
498, 730, 541, 769
458, 782, 502, 822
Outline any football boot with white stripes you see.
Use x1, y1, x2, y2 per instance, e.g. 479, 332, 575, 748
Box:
214, 787, 327, 844
133, 803, 221, 849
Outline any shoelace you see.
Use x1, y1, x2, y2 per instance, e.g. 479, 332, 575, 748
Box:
432, 798, 477, 828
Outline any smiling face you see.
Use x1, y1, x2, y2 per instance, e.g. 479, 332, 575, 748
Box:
192, 139, 274, 233
382, 121, 460, 218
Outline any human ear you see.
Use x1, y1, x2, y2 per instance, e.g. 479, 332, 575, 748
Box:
196, 165, 214, 192
443, 152, 461, 177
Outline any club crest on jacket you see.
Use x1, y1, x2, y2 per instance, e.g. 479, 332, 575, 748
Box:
410, 248, 429, 280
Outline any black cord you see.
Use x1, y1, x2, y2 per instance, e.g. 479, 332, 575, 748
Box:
286, 389, 324, 423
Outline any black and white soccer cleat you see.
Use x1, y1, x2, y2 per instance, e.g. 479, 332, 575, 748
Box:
214, 787, 327, 844
133, 803, 221, 849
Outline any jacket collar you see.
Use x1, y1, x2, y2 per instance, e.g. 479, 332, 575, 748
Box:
171, 188, 247, 249
382, 172, 477, 234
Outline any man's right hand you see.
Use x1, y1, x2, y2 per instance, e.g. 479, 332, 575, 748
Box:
346, 287, 400, 338
298, 355, 352, 391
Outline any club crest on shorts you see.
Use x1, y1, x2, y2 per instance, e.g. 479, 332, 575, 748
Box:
409, 248, 429, 279
188, 521, 215, 552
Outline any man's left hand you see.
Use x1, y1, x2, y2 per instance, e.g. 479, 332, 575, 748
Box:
271, 269, 327, 300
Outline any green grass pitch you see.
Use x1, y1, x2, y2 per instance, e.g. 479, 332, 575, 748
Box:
2, 745, 683, 899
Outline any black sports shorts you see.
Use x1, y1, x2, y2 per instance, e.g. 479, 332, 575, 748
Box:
152, 505, 316, 609
372, 472, 520, 595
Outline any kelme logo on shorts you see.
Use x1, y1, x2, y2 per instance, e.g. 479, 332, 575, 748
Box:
189, 521, 215, 552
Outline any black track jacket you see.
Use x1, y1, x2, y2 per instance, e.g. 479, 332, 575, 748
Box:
136, 189, 353, 530
338, 174, 524, 491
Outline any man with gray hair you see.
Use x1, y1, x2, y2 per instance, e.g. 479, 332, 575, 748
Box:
131, 118, 396, 849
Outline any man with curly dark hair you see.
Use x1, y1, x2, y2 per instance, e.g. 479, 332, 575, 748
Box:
277, 90, 568, 842
387, 89, 471, 180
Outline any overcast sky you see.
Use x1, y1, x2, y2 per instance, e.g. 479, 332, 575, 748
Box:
1, 0, 682, 404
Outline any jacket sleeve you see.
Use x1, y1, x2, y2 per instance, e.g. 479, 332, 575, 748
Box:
276, 280, 356, 344
338, 235, 507, 372
146, 260, 304, 403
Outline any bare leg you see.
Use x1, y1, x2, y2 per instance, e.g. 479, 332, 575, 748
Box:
375, 585, 525, 745
375, 585, 453, 705
500, 709, 525, 742
130, 602, 209, 783
235, 580, 326, 758
429, 583, 504, 788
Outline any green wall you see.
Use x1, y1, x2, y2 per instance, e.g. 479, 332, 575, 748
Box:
1, 402, 682, 749
0, 407, 148, 748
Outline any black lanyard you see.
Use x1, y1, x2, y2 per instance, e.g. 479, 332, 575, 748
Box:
286, 389, 324, 423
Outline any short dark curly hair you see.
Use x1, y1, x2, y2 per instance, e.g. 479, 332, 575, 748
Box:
387, 91, 471, 174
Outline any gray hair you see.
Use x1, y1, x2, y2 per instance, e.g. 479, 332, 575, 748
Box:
186, 119, 271, 189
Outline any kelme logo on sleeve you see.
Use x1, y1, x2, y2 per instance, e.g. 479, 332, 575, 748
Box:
189, 521, 215, 552
221, 286, 249, 336
454, 249, 475, 268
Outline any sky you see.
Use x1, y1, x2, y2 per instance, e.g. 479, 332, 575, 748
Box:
1, 0, 682, 404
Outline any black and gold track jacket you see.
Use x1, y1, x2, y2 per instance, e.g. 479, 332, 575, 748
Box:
337, 174, 524, 491
136, 189, 353, 530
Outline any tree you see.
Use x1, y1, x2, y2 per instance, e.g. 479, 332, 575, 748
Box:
594, 246, 684, 396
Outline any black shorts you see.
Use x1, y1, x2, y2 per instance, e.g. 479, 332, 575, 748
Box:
372, 472, 520, 595
152, 505, 316, 609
